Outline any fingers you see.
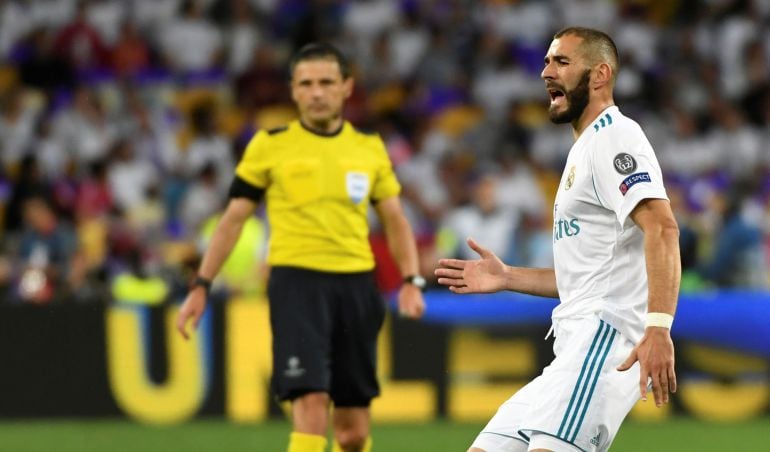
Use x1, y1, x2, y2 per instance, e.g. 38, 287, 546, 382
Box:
436, 277, 466, 287
434, 267, 464, 279
436, 259, 467, 270
398, 301, 425, 319
651, 373, 664, 406
616, 349, 637, 372
668, 366, 677, 394
639, 368, 648, 402
448, 285, 471, 294
651, 366, 677, 406
176, 308, 199, 341
176, 312, 190, 340
466, 237, 491, 258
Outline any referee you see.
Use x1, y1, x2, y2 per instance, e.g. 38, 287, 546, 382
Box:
176, 43, 426, 452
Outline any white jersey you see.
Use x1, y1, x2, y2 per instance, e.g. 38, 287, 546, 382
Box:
551, 106, 668, 344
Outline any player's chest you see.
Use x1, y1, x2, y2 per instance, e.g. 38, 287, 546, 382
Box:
554, 147, 595, 213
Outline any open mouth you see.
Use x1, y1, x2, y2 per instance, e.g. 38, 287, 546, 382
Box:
548, 88, 565, 103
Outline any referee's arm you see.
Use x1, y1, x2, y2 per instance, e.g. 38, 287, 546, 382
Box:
374, 195, 426, 319
176, 196, 259, 339
196, 197, 259, 284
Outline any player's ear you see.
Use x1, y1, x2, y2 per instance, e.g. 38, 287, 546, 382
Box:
593, 62, 612, 88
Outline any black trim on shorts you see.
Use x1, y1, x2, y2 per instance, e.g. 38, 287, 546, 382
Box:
228, 175, 265, 202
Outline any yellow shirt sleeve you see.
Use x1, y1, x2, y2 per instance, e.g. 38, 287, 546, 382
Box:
370, 137, 401, 202
235, 130, 270, 188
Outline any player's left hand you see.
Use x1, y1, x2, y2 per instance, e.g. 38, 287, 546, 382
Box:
397, 284, 425, 319
617, 327, 676, 407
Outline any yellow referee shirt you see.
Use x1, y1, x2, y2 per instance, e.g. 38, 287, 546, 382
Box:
234, 120, 401, 273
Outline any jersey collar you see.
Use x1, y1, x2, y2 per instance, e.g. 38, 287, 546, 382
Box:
299, 119, 345, 137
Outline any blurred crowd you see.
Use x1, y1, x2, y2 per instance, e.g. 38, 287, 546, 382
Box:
1, 0, 770, 305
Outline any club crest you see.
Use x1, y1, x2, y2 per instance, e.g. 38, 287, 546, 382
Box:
565, 165, 576, 190
613, 153, 637, 175
346, 171, 370, 204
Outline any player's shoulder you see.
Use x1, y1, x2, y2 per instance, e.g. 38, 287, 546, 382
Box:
591, 108, 648, 146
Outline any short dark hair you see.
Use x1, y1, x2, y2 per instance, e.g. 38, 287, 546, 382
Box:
289, 42, 351, 80
554, 26, 619, 80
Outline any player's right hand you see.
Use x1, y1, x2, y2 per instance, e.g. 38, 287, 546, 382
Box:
176, 289, 207, 340
434, 237, 507, 294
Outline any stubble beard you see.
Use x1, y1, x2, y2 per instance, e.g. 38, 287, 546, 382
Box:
549, 69, 591, 125
303, 108, 342, 133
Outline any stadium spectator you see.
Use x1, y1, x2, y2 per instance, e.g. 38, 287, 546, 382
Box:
111, 20, 150, 78
52, 0, 110, 71
699, 181, 769, 288
176, 42, 425, 452
14, 196, 78, 304
0, 87, 40, 172
160, 0, 222, 73
439, 171, 522, 264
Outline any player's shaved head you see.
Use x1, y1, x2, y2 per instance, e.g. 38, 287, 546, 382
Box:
554, 27, 619, 83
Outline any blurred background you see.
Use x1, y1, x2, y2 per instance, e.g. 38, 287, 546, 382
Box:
0, 0, 768, 451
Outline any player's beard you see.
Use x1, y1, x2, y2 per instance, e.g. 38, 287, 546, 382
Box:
549, 69, 591, 124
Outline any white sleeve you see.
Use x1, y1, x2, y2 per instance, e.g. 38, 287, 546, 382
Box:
590, 125, 669, 229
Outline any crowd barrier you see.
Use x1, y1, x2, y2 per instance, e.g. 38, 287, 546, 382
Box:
0, 290, 767, 424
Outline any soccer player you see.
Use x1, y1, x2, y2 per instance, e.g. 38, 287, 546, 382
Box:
176, 43, 426, 452
435, 27, 680, 452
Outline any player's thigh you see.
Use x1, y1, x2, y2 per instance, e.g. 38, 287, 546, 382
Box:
268, 267, 333, 400
470, 376, 546, 451
329, 272, 385, 406
521, 317, 640, 452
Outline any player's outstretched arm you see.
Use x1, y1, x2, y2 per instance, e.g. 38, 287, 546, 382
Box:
435, 238, 558, 297
176, 197, 258, 339
618, 198, 681, 407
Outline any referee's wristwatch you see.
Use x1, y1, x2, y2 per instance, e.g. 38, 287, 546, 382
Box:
191, 275, 213, 294
403, 275, 426, 291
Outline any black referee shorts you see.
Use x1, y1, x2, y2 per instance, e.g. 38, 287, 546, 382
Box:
267, 266, 386, 407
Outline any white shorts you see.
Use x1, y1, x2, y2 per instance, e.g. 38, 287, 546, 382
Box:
471, 315, 641, 452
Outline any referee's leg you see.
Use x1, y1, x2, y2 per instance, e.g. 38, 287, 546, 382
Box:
333, 407, 371, 451
288, 392, 331, 452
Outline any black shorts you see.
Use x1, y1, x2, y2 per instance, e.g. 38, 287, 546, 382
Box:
267, 266, 386, 407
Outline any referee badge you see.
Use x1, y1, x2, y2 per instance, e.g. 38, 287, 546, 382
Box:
346, 171, 370, 204
565, 165, 576, 190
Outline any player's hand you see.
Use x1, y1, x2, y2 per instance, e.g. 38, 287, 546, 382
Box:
176, 288, 208, 340
397, 284, 425, 319
434, 237, 507, 294
617, 327, 676, 407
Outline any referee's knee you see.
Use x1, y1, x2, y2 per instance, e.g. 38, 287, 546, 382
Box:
334, 428, 368, 451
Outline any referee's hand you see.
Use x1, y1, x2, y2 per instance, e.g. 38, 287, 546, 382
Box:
398, 284, 426, 319
176, 289, 207, 340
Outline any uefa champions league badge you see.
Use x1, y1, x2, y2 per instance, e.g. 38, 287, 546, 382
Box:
613, 153, 637, 175
346, 171, 370, 204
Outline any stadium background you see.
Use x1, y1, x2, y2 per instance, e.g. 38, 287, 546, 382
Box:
0, 0, 768, 450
